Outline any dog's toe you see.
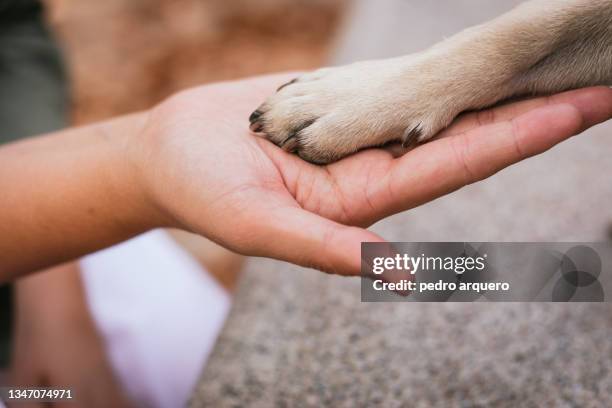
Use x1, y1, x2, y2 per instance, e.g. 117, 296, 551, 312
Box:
249, 60, 461, 164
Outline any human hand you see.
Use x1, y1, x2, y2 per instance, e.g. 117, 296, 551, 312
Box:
11, 264, 132, 408
129, 74, 612, 276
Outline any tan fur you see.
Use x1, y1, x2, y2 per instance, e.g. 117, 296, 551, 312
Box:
251, 0, 612, 163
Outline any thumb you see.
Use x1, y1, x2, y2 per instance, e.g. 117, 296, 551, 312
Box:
251, 205, 385, 276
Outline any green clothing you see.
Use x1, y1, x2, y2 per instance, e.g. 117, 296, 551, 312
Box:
0, 0, 68, 366
0, 0, 67, 144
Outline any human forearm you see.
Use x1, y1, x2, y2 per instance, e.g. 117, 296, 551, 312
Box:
0, 112, 169, 280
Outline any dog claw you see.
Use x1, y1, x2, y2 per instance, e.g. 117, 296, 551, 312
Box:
402, 124, 422, 148
280, 135, 298, 152
249, 110, 263, 124
250, 121, 264, 132
277, 78, 298, 92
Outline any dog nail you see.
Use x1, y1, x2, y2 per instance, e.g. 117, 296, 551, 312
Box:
277, 78, 298, 92
279, 134, 298, 152
250, 121, 264, 132
249, 110, 263, 123
402, 124, 422, 148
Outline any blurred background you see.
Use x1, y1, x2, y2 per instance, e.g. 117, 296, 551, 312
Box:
44, 0, 348, 124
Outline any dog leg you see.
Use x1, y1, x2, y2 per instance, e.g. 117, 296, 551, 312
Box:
252, 0, 612, 163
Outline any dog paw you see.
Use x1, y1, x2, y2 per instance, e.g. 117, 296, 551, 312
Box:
249, 58, 463, 164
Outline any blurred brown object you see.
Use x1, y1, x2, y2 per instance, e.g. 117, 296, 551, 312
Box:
43, 0, 347, 124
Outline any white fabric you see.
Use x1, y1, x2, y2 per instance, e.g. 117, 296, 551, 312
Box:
80, 230, 230, 408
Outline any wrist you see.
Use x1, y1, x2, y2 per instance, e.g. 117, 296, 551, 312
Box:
101, 111, 178, 232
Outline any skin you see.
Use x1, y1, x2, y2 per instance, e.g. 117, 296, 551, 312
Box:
11, 264, 132, 408
0, 73, 611, 280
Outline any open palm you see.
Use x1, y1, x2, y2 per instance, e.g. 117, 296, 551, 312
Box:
137, 74, 612, 276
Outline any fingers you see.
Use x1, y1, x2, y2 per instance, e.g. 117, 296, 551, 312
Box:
385, 103, 590, 214
567, 86, 612, 130
440, 86, 612, 138
250, 205, 385, 276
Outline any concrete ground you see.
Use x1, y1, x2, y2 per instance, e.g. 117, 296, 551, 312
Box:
191, 1, 612, 406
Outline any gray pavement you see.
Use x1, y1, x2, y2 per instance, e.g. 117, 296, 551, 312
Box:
191, 1, 612, 406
